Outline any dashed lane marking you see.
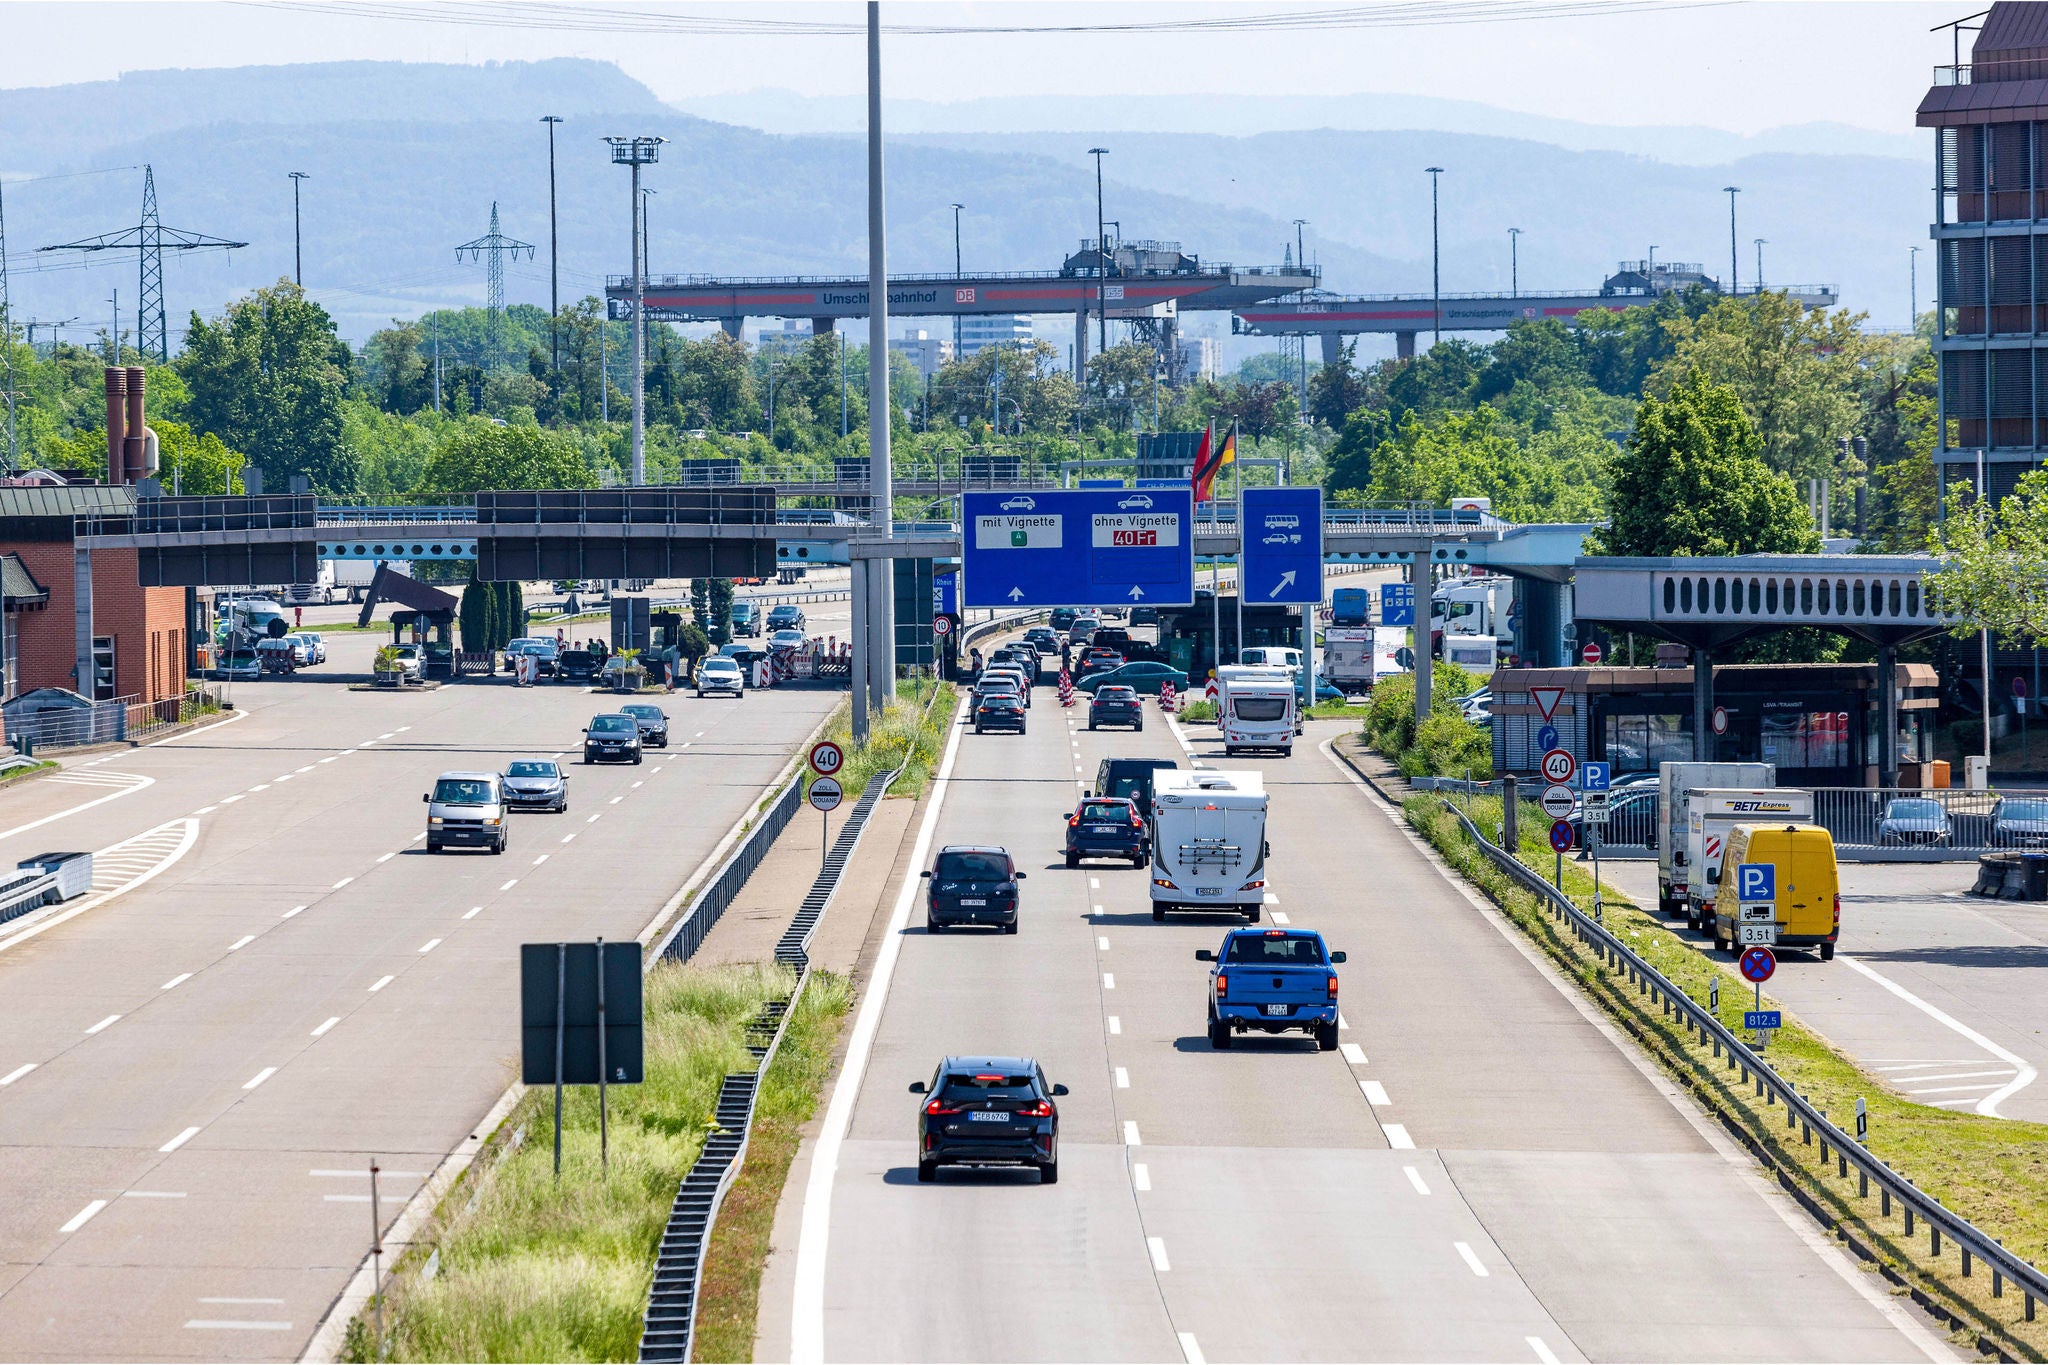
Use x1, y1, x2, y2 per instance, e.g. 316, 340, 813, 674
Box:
1360, 1080, 1391, 1107
311, 1018, 339, 1037
1122, 1120, 1142, 1146
162, 973, 191, 991
1383, 1123, 1414, 1149
1116, 1066, 1130, 1088
242, 1067, 277, 1091
1147, 1237, 1171, 1272
84, 1014, 120, 1034
0, 1063, 35, 1085
367, 975, 393, 993
1177, 1332, 1205, 1365
1527, 1338, 1561, 1365
418, 939, 441, 954
1340, 1043, 1367, 1066
228, 935, 254, 951
160, 1126, 201, 1153
1454, 1242, 1490, 1277
1404, 1165, 1431, 1195
59, 1200, 108, 1234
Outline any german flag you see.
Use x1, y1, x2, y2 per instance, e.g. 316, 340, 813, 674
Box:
1216, 424, 1238, 475
1191, 423, 1220, 502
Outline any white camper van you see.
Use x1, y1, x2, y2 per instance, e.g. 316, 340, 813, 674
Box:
1149, 769, 1270, 922
1215, 665, 1297, 756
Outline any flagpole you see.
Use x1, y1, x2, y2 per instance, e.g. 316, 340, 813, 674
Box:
1205, 420, 1220, 679
1232, 423, 1243, 666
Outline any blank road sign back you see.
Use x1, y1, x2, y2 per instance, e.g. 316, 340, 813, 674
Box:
521, 941, 644, 1086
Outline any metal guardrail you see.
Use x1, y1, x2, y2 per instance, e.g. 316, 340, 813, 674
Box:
1439, 795, 2048, 1325
0, 867, 61, 929
648, 778, 804, 965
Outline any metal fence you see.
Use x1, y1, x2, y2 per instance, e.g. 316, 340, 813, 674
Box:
1440, 794, 2048, 1325
6, 686, 226, 752
649, 776, 804, 964
1809, 787, 2037, 859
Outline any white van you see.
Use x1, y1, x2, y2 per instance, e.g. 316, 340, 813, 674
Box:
1216, 664, 1297, 756
1150, 769, 1270, 922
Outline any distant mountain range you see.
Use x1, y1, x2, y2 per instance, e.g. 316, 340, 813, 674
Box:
0, 59, 1928, 359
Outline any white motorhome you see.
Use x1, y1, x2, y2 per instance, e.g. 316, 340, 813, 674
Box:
1215, 665, 1297, 756
1655, 761, 1774, 916
1149, 769, 1269, 922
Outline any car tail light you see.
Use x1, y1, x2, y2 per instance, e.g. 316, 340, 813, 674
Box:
1326, 975, 1340, 999
1068, 813, 1079, 827
1242, 879, 1265, 890
1016, 1099, 1053, 1118
1215, 973, 1229, 998
923, 1099, 961, 1116
1832, 894, 1841, 928
1130, 813, 1143, 828
1153, 877, 1177, 890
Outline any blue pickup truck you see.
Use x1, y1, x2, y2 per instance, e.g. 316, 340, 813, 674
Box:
1196, 928, 1345, 1051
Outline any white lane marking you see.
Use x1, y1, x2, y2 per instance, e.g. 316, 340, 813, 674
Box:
609, 796, 623, 805
59, 1200, 108, 1233
296, 766, 315, 774
1089, 877, 1101, 889
396, 726, 411, 732
201, 1297, 284, 1304
1103, 972, 1115, 989
532, 854, 549, 866
1383, 1123, 1415, 1149
1108, 1016, 1121, 1034
1147, 1236, 1171, 1272
275, 775, 295, 783
1123, 1120, 1142, 1146
790, 696, 968, 1365
319, 755, 339, 763
378, 732, 395, 740
1116, 1067, 1130, 1088
1133, 1162, 1150, 1191
1338, 1012, 1350, 1030
1839, 954, 2036, 1117
1340, 1042, 1368, 1065
332, 877, 353, 889
1098, 936, 1110, 951
1404, 1165, 1432, 1195
368, 975, 393, 992
323, 1193, 372, 1203
247, 784, 270, 793
309, 1169, 427, 1179
161, 973, 192, 991
221, 795, 244, 805
632, 780, 644, 789
1178, 1331, 1206, 1365
160, 1126, 201, 1152
359, 740, 376, 748
84, 1014, 120, 1034
228, 934, 255, 951
1893, 1069, 2016, 1085
1361, 1080, 1392, 1106
194, 806, 218, 815
0, 767, 153, 844
1875, 1060, 1987, 1070
311, 1017, 340, 1037
0, 1063, 35, 1086
500, 879, 518, 891
242, 1067, 278, 1091
462, 906, 483, 919
418, 939, 441, 954
1454, 1241, 1490, 1277
185, 1320, 293, 1331
1271, 911, 1291, 925
375, 852, 394, 864
587, 813, 602, 823
410, 833, 426, 843
1906, 1082, 2005, 1095
282, 905, 306, 919
1092, 904, 1104, 915
1264, 892, 1280, 904
1528, 1336, 1561, 1364
124, 1190, 186, 1198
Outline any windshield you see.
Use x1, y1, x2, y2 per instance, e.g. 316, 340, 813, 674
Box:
934, 852, 1010, 881
703, 659, 739, 673
1234, 697, 1290, 722
1888, 799, 1942, 819
506, 762, 557, 778
2003, 800, 2048, 820
590, 716, 635, 733
560, 651, 593, 665
432, 778, 495, 805
937, 1071, 1039, 1102
1224, 933, 1327, 965
1079, 801, 1132, 821
624, 706, 661, 719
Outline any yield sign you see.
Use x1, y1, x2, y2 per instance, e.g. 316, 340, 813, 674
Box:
1529, 687, 1565, 722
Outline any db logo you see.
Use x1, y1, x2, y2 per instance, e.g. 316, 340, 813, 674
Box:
955, 287, 976, 304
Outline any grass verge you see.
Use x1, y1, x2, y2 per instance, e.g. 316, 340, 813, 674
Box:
688, 972, 853, 1363
351, 961, 794, 1364
1397, 774, 2048, 1359
806, 679, 956, 801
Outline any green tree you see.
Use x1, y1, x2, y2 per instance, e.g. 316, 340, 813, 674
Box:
459, 578, 498, 654
1930, 470, 2048, 643
419, 419, 594, 497
178, 280, 358, 494
1591, 377, 1819, 557
1306, 341, 1371, 428
705, 577, 735, 647
1337, 407, 1607, 523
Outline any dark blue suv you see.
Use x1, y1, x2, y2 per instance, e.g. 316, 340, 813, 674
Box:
921, 845, 1025, 932
1065, 796, 1146, 867
910, 1056, 1068, 1184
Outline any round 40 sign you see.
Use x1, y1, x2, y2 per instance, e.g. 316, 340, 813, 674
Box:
1539, 748, 1577, 785
808, 741, 845, 778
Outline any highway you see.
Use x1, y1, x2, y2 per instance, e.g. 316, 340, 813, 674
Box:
0, 626, 840, 1360
785, 652, 1951, 1363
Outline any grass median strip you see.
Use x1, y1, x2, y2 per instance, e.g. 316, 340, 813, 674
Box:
808, 679, 956, 802
1401, 779, 2048, 1359
352, 961, 798, 1364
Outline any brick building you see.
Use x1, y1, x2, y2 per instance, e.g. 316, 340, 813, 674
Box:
0, 485, 189, 705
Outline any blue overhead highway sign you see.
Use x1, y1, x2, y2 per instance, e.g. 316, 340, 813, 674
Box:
961, 488, 1195, 609
1241, 487, 1323, 605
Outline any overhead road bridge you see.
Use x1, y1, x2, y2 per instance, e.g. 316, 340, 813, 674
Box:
1235, 260, 1839, 360
607, 237, 1315, 373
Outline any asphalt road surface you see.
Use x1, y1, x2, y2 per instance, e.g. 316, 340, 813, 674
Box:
1600, 859, 2046, 1122
788, 667, 1950, 1363
0, 628, 839, 1361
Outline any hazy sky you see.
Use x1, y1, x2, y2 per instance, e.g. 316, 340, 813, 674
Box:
0, 1, 1968, 136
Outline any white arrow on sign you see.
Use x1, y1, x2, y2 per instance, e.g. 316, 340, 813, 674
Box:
1266, 570, 1296, 600
1127, 585, 1145, 600
1007, 587, 1025, 601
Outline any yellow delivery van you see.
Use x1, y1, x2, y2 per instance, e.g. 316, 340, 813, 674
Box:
1712, 823, 1840, 960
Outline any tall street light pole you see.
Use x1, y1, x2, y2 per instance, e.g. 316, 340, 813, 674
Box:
1910, 246, 1921, 331
289, 171, 309, 286
1089, 147, 1110, 361
950, 201, 963, 364
1425, 167, 1443, 348
1293, 217, 1308, 410
864, 0, 896, 728
542, 115, 562, 381
1507, 226, 1522, 298
1754, 237, 1767, 290
1722, 185, 1741, 293
606, 135, 665, 486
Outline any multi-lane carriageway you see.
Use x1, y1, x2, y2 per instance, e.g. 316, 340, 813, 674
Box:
778, 635, 1955, 1364
0, 629, 842, 1361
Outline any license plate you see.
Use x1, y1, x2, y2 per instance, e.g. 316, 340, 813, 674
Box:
969, 1111, 1011, 1123
960, 898, 986, 906
1088, 826, 1117, 834
1263, 1003, 1290, 1016
1196, 888, 1222, 896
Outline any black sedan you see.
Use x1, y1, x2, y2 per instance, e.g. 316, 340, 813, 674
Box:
582, 713, 643, 765
973, 692, 1026, 734
622, 702, 671, 748
1088, 684, 1144, 732
921, 845, 1025, 933
910, 1056, 1067, 1184
556, 649, 600, 684
1065, 796, 1146, 867
768, 604, 807, 631
502, 759, 568, 813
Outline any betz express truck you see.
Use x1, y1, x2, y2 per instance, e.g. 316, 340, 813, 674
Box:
1656, 762, 1773, 917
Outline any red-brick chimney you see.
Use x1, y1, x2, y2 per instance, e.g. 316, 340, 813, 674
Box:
103, 367, 127, 486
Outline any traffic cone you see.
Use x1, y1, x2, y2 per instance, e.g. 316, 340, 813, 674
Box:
1059, 670, 1075, 706
1159, 680, 1177, 714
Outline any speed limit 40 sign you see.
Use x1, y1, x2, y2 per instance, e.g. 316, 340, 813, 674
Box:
1539, 748, 1577, 785
808, 741, 845, 778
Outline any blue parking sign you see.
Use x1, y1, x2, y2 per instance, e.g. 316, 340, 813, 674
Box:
1580, 762, 1609, 792
1737, 862, 1776, 903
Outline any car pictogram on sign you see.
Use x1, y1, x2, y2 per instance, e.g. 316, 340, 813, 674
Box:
999, 496, 1037, 512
